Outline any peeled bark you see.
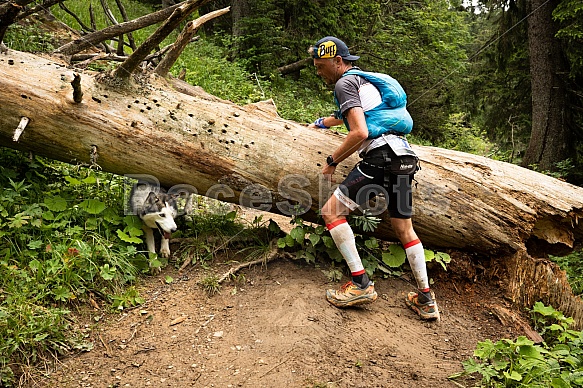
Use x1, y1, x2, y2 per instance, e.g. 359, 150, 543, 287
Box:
1, 49, 583, 325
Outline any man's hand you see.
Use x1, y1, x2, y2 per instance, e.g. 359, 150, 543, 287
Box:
322, 164, 336, 182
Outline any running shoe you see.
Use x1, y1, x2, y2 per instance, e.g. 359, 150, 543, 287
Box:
326, 281, 378, 308
405, 291, 440, 320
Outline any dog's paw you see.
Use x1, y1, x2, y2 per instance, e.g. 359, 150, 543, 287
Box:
149, 266, 162, 275
159, 248, 171, 258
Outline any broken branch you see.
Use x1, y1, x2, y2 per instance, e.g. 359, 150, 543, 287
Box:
115, 0, 136, 51
54, 1, 186, 56
16, 0, 65, 21
113, 0, 210, 80
217, 242, 292, 284
13, 117, 29, 142
154, 6, 230, 77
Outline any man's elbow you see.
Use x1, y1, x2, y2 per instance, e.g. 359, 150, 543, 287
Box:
354, 130, 368, 141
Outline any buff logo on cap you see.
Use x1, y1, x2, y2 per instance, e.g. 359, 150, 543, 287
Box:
312, 36, 360, 61
316, 40, 337, 58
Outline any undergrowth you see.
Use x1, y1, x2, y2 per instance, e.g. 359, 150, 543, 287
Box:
450, 302, 583, 387
276, 211, 451, 282
550, 249, 583, 297
0, 149, 149, 385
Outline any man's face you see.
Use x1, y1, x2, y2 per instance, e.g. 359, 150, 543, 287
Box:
314, 57, 339, 85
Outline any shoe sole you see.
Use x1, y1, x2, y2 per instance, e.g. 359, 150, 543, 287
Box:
326, 290, 378, 308
405, 292, 441, 321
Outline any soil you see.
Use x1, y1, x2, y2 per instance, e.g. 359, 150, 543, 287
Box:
33, 213, 528, 388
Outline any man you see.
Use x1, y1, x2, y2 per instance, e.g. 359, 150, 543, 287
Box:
308, 36, 438, 320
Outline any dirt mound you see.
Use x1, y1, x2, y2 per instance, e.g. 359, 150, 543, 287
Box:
36, 252, 526, 388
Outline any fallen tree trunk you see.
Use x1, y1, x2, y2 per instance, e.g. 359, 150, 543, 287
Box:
1, 49, 583, 325
1, 49, 582, 254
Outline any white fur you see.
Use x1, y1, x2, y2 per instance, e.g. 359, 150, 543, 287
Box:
140, 205, 177, 257
129, 183, 179, 260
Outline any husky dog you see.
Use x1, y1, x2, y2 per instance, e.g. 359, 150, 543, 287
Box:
129, 181, 179, 258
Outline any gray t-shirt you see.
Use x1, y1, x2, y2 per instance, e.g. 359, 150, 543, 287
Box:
334, 69, 385, 154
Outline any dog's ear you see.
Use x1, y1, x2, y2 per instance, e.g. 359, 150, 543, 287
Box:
146, 191, 159, 203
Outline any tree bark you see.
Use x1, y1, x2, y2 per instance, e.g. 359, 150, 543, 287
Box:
1, 49, 583, 325
230, 0, 250, 58
522, 0, 572, 171
0, 1, 22, 44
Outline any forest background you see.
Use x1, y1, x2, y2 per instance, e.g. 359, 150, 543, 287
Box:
0, 0, 582, 386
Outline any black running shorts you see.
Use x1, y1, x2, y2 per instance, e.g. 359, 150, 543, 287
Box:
333, 145, 415, 218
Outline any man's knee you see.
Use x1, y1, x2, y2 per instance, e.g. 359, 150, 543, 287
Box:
391, 217, 415, 241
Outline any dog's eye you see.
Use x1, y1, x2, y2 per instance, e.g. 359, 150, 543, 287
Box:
159, 213, 166, 217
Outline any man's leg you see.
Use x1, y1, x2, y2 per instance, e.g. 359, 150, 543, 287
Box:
322, 194, 377, 307
391, 217, 439, 320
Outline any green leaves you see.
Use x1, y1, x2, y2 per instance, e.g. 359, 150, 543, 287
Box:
382, 245, 407, 268
425, 249, 451, 270
79, 199, 106, 215
452, 304, 583, 387
116, 229, 143, 244
99, 264, 116, 281
44, 196, 68, 212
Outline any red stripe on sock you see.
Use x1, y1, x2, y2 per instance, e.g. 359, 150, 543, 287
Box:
420, 288, 430, 293
403, 239, 421, 249
326, 219, 347, 230
351, 269, 365, 276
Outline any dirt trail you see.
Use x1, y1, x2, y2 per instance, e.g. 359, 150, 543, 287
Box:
36, 246, 525, 388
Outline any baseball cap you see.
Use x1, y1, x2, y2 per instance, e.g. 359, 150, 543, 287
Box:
312, 36, 360, 61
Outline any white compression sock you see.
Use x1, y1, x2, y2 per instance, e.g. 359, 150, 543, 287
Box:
404, 239, 430, 291
327, 220, 365, 276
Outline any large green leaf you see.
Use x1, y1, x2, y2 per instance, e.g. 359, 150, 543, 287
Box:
79, 199, 106, 214
43, 196, 68, 212
382, 247, 406, 268
116, 229, 142, 244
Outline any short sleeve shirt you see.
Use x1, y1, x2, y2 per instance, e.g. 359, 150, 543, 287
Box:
334, 70, 383, 119
334, 68, 384, 152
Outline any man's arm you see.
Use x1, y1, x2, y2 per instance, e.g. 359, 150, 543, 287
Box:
322, 107, 368, 176
308, 116, 344, 129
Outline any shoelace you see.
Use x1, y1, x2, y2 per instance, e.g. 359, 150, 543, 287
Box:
339, 281, 355, 292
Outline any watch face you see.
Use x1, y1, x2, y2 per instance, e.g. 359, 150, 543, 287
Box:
327, 155, 334, 165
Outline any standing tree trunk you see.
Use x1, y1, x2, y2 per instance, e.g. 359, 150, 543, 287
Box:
230, 0, 250, 58
522, 0, 572, 171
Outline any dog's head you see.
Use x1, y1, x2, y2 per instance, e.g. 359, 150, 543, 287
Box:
140, 191, 178, 239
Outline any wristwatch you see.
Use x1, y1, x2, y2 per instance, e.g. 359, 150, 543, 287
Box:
326, 155, 338, 167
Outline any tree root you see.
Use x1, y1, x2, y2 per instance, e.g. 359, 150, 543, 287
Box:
217, 242, 293, 284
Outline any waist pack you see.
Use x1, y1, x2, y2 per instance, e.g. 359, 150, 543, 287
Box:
362, 135, 419, 176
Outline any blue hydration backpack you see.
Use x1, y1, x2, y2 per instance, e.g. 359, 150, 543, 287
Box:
338, 69, 413, 139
